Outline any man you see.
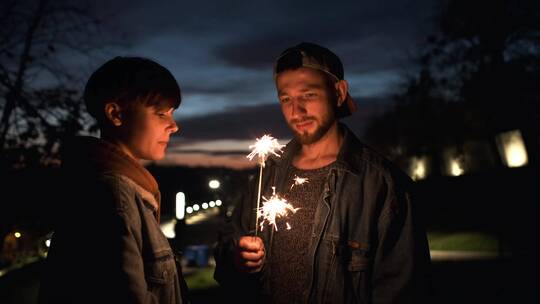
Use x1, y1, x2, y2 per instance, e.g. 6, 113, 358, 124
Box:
214, 42, 431, 303
39, 57, 188, 303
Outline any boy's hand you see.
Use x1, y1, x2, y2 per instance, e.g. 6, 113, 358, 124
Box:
234, 236, 265, 273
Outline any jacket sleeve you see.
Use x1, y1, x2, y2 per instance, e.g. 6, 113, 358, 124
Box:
372, 174, 431, 304
213, 176, 264, 297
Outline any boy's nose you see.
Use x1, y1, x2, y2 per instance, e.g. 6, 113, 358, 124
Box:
169, 120, 179, 133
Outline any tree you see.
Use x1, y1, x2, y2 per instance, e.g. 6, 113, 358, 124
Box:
366, 0, 540, 170
0, 0, 106, 169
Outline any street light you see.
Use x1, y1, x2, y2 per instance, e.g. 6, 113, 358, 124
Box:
209, 179, 220, 189
176, 192, 186, 220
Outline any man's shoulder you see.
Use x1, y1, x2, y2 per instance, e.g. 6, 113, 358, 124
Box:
343, 135, 411, 185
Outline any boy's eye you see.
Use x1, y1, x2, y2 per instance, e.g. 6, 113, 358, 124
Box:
155, 107, 174, 117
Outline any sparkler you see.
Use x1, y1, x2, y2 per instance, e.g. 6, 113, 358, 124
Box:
247, 135, 285, 235
290, 175, 309, 189
258, 187, 299, 231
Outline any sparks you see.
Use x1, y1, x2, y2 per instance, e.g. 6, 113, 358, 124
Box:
247, 134, 285, 166
258, 187, 299, 231
290, 175, 309, 189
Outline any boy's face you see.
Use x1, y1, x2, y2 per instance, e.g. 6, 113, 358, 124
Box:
119, 100, 179, 161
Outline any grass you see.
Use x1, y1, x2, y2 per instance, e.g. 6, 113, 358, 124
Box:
427, 231, 500, 251
180, 231, 501, 291
184, 266, 219, 290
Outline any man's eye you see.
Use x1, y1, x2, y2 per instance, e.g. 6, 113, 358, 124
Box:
305, 93, 316, 98
280, 97, 291, 103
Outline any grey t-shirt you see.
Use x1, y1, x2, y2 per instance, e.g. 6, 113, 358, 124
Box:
269, 163, 333, 303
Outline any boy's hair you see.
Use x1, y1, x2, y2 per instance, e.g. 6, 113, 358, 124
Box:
84, 56, 181, 125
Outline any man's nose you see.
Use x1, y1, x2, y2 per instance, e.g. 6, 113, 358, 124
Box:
291, 98, 306, 118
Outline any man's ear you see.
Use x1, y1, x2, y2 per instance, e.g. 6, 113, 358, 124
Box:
104, 102, 123, 126
335, 80, 349, 107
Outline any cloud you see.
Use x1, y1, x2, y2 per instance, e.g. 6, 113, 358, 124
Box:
174, 95, 392, 141
176, 103, 290, 140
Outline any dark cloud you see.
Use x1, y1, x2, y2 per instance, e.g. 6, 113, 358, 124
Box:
212, 0, 435, 72
177, 103, 289, 140
80, 0, 436, 152
176, 96, 393, 141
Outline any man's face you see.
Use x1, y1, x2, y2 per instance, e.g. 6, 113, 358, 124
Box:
276, 67, 337, 145
120, 100, 179, 160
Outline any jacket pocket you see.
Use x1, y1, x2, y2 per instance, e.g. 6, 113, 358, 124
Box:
347, 240, 370, 272
345, 241, 371, 303
145, 249, 177, 285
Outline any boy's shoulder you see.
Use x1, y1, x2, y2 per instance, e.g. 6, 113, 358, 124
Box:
97, 173, 157, 213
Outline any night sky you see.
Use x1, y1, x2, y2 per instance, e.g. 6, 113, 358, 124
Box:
81, 0, 437, 168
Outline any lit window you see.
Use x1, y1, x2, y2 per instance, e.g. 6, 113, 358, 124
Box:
496, 130, 528, 168
449, 157, 465, 176
410, 156, 428, 180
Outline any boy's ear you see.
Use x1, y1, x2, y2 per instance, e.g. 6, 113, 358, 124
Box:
104, 102, 123, 126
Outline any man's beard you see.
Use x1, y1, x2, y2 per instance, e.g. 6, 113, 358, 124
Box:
289, 112, 335, 145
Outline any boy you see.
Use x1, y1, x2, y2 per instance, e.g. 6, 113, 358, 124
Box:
39, 57, 188, 303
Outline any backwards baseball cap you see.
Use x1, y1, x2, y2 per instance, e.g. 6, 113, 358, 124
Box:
273, 42, 357, 118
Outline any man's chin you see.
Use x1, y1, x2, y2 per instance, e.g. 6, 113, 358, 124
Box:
294, 131, 319, 145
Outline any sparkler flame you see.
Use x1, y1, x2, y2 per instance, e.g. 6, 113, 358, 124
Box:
257, 187, 299, 231
290, 175, 309, 189
247, 134, 285, 166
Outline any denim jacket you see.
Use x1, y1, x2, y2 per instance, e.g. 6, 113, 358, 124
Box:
215, 124, 430, 303
39, 173, 188, 304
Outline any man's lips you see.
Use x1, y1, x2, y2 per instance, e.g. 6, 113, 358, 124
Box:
293, 120, 314, 130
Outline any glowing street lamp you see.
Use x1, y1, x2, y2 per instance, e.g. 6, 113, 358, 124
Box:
176, 192, 186, 220
209, 179, 220, 189
215, 199, 222, 206
14, 232, 21, 238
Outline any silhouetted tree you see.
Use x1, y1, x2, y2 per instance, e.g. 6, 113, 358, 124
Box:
0, 0, 107, 169
366, 0, 540, 169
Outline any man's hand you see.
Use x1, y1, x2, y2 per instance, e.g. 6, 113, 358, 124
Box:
234, 236, 265, 273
